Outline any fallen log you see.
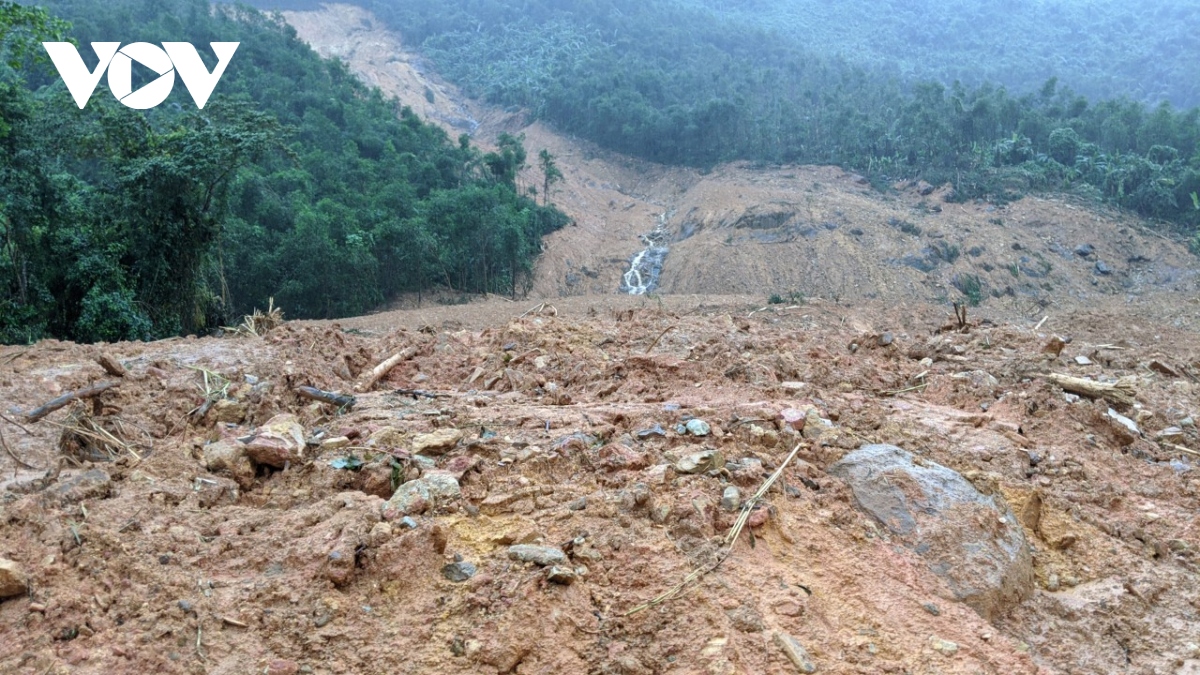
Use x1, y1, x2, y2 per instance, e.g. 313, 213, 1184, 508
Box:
1043, 373, 1136, 407
26, 381, 120, 423
295, 386, 356, 410
357, 347, 417, 392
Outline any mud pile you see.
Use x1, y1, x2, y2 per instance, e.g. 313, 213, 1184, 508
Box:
1, 295, 1198, 674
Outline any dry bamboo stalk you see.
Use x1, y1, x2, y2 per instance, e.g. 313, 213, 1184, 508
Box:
1043, 373, 1136, 407
357, 347, 417, 392
26, 381, 119, 423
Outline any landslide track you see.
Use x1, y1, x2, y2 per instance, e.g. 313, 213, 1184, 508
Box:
0, 5, 1199, 675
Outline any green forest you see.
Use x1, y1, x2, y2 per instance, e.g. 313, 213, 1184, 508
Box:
348, 0, 1200, 235
0, 0, 567, 344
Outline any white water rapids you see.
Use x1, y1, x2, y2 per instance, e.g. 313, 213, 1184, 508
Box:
620, 214, 671, 295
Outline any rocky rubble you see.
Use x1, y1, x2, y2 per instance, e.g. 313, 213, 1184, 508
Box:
0, 296, 1198, 674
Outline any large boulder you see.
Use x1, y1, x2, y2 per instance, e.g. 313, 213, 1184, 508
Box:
830, 444, 1033, 621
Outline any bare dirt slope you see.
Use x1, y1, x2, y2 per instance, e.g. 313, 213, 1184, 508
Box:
1, 296, 1199, 675
281, 4, 1199, 322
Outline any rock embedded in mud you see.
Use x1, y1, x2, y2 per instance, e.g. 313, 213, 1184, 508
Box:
545, 566, 577, 584
674, 449, 724, 474
779, 408, 807, 431
381, 471, 461, 519
774, 632, 817, 673
721, 486, 741, 512
0, 559, 28, 599
51, 469, 112, 504
685, 418, 711, 436
930, 637, 959, 656
244, 413, 307, 468
507, 545, 567, 567
411, 428, 464, 455
203, 440, 255, 489
829, 444, 1033, 622
442, 561, 477, 582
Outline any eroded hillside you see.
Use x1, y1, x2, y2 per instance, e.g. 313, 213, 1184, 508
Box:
280, 4, 1200, 326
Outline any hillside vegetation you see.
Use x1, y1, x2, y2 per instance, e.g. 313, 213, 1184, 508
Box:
0, 0, 566, 343
350, 0, 1200, 237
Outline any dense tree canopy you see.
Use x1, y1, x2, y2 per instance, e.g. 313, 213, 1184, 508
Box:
0, 0, 567, 343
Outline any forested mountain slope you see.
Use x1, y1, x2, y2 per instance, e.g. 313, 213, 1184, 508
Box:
0, 0, 566, 343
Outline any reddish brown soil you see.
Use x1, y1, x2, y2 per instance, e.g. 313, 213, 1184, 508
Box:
2, 6, 1199, 674
2, 295, 1199, 674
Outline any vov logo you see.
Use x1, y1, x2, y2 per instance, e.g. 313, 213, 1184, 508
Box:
41, 42, 239, 110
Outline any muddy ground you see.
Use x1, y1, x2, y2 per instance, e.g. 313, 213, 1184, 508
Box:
1, 294, 1199, 674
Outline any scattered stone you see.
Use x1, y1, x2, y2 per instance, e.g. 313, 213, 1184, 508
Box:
779, 408, 807, 431
1157, 427, 1185, 441
674, 449, 724, 474
442, 561, 477, 583
930, 637, 959, 656
399, 516, 418, 529
320, 436, 352, 450
726, 605, 764, 632
0, 559, 28, 599
774, 632, 817, 673
1182, 417, 1196, 429
1107, 408, 1140, 437
685, 419, 711, 437
1074, 355, 1094, 366
801, 408, 827, 440
507, 545, 567, 567
922, 602, 940, 616
369, 522, 393, 546
747, 507, 770, 528
635, 424, 667, 439
1148, 360, 1180, 377
205, 439, 256, 485
597, 443, 649, 471
830, 444, 1033, 621
244, 413, 307, 468
412, 428, 464, 455
1095, 260, 1113, 275
1047, 573, 1060, 591
1074, 243, 1095, 258
381, 471, 461, 519
52, 469, 112, 504
878, 332, 894, 347
545, 566, 577, 585
780, 381, 808, 392
211, 399, 247, 424
192, 475, 240, 508
721, 486, 741, 512
567, 497, 588, 511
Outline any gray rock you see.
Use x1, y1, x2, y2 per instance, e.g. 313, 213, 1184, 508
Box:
545, 566, 577, 585
721, 486, 741, 512
774, 632, 817, 673
442, 561, 477, 582
636, 424, 667, 439
878, 332, 894, 347
1074, 243, 1095, 258
381, 471, 460, 519
0, 559, 28, 599
674, 449, 724, 474
52, 469, 111, 504
1095, 260, 1113, 275
685, 419, 711, 436
567, 497, 588, 511
507, 545, 567, 567
829, 444, 1032, 621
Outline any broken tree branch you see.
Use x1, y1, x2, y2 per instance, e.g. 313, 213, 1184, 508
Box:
295, 386, 356, 410
1043, 373, 1136, 407
26, 381, 120, 423
357, 347, 417, 392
